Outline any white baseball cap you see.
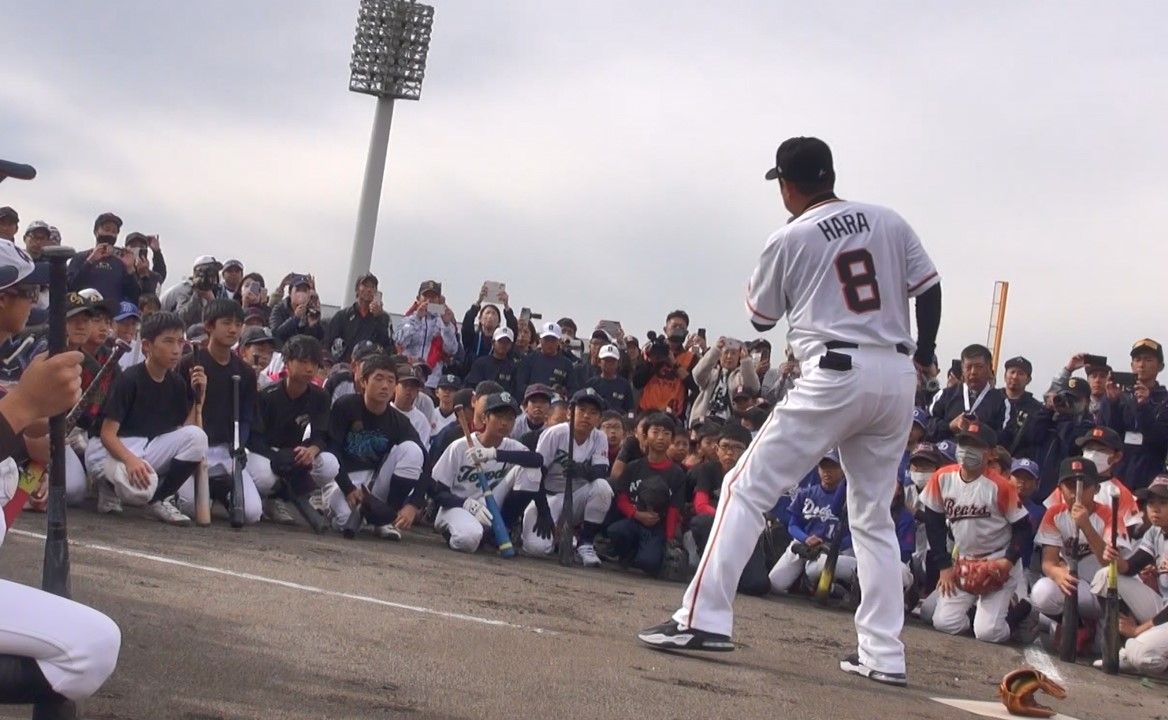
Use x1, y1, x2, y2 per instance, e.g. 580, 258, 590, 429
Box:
493, 326, 515, 342
599, 344, 620, 360
192, 254, 221, 269
539, 322, 562, 340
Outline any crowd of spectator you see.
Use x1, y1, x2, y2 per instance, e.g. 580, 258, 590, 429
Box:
1, 205, 1166, 681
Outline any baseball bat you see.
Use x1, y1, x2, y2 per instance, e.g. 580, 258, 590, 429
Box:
192, 376, 210, 526
1101, 487, 1121, 674
63, 340, 130, 433
815, 501, 848, 604
557, 402, 576, 567
454, 406, 515, 558
1059, 479, 1083, 662
229, 374, 245, 529
41, 246, 75, 600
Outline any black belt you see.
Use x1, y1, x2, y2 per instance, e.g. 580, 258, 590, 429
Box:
825, 340, 909, 356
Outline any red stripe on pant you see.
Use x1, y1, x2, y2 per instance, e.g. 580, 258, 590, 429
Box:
685, 411, 775, 630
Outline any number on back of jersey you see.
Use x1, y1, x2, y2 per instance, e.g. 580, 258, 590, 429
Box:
835, 249, 881, 313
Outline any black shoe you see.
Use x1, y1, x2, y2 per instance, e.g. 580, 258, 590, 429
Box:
839, 653, 907, 687
637, 620, 735, 652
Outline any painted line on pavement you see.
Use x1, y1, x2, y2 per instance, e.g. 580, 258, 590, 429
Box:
10, 529, 555, 636
1022, 645, 1065, 684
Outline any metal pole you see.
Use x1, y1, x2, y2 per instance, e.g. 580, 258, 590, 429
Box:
344, 96, 396, 304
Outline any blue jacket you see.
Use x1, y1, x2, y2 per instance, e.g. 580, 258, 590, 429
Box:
787, 479, 850, 552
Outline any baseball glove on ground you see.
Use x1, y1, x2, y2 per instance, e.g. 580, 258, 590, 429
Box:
999, 668, 1066, 718
955, 557, 1011, 595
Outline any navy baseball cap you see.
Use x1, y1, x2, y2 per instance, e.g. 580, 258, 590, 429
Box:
523, 383, 554, 402
484, 392, 520, 414
351, 340, 382, 362
764, 137, 834, 183
1076, 426, 1122, 451
820, 448, 841, 465
910, 442, 946, 466
114, 301, 141, 322
570, 387, 606, 410
1010, 458, 1040, 478
437, 373, 461, 390
935, 439, 957, 462
912, 407, 928, 429
1063, 377, 1091, 402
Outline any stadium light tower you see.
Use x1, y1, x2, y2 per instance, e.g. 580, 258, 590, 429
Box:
344, 0, 434, 302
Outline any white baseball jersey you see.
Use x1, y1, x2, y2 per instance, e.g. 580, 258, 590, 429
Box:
1043, 478, 1142, 528
432, 434, 529, 501
745, 200, 939, 360
431, 408, 457, 437
535, 422, 608, 494
920, 469, 1028, 558
395, 405, 431, 448
1036, 502, 1129, 578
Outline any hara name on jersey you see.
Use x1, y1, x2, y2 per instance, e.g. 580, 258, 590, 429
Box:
817, 212, 870, 242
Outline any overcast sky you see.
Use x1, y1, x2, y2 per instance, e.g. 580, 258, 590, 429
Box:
3, 1, 1166, 382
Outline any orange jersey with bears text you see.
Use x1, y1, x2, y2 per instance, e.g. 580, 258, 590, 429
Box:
1036, 501, 1130, 578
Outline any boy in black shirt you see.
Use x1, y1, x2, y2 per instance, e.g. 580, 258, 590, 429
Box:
177, 299, 260, 524
246, 335, 338, 525
324, 354, 426, 539
605, 413, 687, 575
89, 312, 209, 524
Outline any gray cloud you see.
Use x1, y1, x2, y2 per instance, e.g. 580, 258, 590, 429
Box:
3, 1, 1166, 382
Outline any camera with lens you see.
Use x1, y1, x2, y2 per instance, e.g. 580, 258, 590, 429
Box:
192, 266, 220, 293
645, 332, 671, 363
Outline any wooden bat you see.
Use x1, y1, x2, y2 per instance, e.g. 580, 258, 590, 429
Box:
192, 373, 210, 526
229, 374, 245, 528
1059, 479, 1083, 662
64, 339, 130, 433
815, 501, 848, 604
40, 246, 75, 599
1101, 486, 1121, 674
454, 406, 516, 558
557, 402, 577, 567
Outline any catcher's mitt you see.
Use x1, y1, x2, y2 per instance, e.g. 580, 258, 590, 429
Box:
999, 668, 1066, 718
955, 557, 1011, 595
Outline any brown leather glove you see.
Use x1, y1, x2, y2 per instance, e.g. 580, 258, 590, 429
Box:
956, 557, 1011, 595
999, 668, 1067, 718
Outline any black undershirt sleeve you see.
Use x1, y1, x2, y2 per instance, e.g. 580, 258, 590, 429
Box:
913, 282, 942, 367
924, 507, 952, 570
751, 320, 776, 333
1004, 517, 1033, 564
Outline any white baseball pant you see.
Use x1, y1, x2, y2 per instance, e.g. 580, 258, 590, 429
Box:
1118, 624, 1168, 676
175, 444, 260, 524
323, 442, 424, 531
1090, 569, 1167, 623
84, 427, 208, 505
435, 467, 534, 553
246, 451, 340, 496
520, 479, 614, 556
0, 579, 120, 700
768, 545, 912, 594
930, 563, 1021, 643
1032, 576, 1101, 621
673, 346, 915, 674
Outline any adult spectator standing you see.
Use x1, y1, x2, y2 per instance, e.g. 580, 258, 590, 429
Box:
634, 334, 688, 418
20, 221, 52, 261
67, 212, 141, 303
1030, 377, 1094, 500
123, 232, 167, 296
926, 344, 1006, 442
586, 344, 636, 417
1048, 353, 1134, 431
161, 255, 226, 324
1118, 338, 1168, 491
999, 356, 1043, 460
326, 273, 392, 363
460, 283, 518, 366
691, 338, 759, 426
269, 273, 325, 343
396, 280, 459, 389
238, 272, 271, 325
515, 322, 578, 397
0, 206, 17, 241
221, 259, 245, 299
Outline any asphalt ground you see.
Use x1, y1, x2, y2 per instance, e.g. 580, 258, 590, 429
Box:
1, 506, 1164, 720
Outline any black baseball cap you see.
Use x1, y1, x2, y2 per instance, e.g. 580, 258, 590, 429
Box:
65, 292, 95, 319
1063, 377, 1091, 402
0, 206, 17, 222
1058, 456, 1100, 485
523, 383, 554, 402
1076, 426, 1122, 451
93, 212, 123, 231
437, 374, 460, 390
570, 387, 607, 411
1131, 338, 1164, 363
764, 137, 835, 183
956, 420, 997, 448
351, 340, 382, 362
1004, 356, 1032, 375
124, 232, 149, 247
240, 326, 277, 347
288, 274, 312, 289
484, 392, 520, 414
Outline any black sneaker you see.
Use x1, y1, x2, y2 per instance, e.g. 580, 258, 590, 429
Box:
637, 620, 735, 652
839, 654, 907, 687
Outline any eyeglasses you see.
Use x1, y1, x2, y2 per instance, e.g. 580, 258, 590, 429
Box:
718, 442, 747, 453
3, 286, 41, 301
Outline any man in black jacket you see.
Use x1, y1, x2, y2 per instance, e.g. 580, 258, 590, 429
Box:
325, 273, 392, 362
999, 355, 1043, 459
927, 343, 1006, 442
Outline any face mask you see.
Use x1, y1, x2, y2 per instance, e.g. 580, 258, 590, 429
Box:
1082, 449, 1110, 473
95, 234, 117, 246
909, 470, 932, 489
955, 445, 985, 472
